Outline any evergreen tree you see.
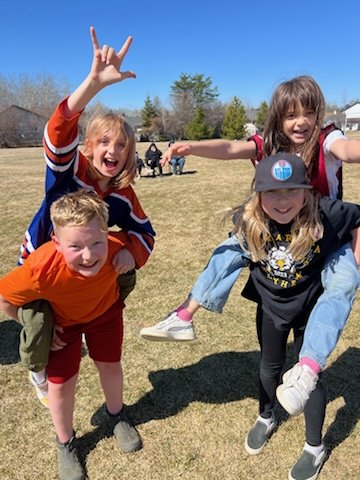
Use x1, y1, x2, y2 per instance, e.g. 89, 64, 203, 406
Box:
256, 101, 268, 130
221, 97, 247, 139
141, 96, 157, 128
185, 107, 213, 140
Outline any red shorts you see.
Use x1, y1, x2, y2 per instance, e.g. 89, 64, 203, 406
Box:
46, 299, 124, 384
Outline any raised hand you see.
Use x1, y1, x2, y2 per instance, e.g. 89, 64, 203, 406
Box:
89, 26, 136, 86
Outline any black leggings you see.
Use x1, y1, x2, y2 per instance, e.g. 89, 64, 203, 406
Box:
256, 307, 326, 446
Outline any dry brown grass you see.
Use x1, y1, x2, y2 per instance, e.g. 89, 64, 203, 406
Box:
0, 141, 359, 480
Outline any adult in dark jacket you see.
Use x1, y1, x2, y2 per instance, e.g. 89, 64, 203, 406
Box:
145, 143, 163, 176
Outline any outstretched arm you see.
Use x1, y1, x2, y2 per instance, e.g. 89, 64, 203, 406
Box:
65, 26, 136, 116
329, 137, 360, 163
161, 139, 257, 166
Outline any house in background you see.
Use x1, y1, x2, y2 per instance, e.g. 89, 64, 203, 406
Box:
342, 102, 360, 131
0, 105, 48, 147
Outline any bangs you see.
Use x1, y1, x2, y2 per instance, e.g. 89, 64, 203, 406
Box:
276, 76, 325, 118
88, 114, 134, 146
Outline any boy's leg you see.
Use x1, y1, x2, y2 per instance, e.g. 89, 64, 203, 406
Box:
49, 376, 84, 480
140, 234, 249, 341
87, 302, 141, 452
95, 361, 124, 414
277, 243, 359, 415
48, 374, 78, 444
95, 360, 142, 452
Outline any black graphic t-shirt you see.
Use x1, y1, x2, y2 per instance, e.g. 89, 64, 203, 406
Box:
242, 198, 360, 328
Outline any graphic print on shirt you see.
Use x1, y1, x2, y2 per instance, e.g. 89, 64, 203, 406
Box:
261, 232, 321, 288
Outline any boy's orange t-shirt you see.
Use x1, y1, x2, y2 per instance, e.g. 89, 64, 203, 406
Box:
0, 233, 127, 327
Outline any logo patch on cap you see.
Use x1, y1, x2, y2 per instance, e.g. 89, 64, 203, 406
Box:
271, 159, 293, 182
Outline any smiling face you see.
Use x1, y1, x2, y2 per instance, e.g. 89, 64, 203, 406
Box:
90, 130, 128, 181
282, 103, 317, 150
53, 217, 108, 277
260, 188, 305, 224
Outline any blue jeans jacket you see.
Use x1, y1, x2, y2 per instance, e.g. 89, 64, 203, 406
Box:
190, 235, 359, 369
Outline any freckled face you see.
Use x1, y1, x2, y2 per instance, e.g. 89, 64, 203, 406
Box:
261, 189, 305, 224
53, 218, 108, 277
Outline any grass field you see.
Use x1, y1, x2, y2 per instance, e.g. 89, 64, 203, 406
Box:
0, 140, 359, 480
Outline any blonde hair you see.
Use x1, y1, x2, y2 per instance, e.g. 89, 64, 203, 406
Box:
231, 189, 323, 262
50, 190, 109, 233
82, 112, 136, 189
263, 75, 325, 178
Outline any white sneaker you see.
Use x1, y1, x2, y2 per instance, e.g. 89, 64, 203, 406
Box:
29, 372, 49, 408
140, 311, 196, 341
276, 363, 318, 416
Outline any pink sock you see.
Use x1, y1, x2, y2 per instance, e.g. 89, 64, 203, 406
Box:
300, 357, 321, 375
176, 307, 193, 322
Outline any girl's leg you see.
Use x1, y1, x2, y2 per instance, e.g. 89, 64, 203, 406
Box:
140, 234, 249, 341
300, 243, 359, 368
245, 308, 288, 455
277, 244, 359, 416
288, 328, 327, 480
190, 234, 249, 313
256, 308, 289, 417
48, 374, 78, 444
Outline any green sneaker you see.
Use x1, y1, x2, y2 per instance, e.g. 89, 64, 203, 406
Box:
289, 444, 326, 480
56, 435, 85, 480
245, 415, 277, 455
107, 407, 142, 453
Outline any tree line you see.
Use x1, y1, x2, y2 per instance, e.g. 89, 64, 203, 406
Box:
0, 72, 349, 145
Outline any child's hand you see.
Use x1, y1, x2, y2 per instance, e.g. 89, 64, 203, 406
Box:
89, 26, 136, 87
161, 143, 191, 166
112, 248, 136, 274
50, 324, 67, 351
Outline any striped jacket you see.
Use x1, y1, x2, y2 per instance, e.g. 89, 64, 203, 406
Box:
19, 98, 155, 267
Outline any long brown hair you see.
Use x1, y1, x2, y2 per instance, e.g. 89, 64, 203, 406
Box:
263, 75, 325, 178
83, 112, 136, 189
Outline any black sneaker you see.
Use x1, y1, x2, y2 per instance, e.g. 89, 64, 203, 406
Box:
245, 415, 277, 455
289, 445, 327, 480
107, 407, 142, 453
56, 435, 85, 480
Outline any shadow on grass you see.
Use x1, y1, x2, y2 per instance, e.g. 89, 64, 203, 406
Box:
139, 170, 197, 179
0, 319, 21, 365
77, 346, 359, 473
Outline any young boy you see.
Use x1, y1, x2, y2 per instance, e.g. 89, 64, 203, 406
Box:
0, 190, 148, 480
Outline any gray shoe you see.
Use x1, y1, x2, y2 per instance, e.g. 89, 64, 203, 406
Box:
140, 311, 196, 341
245, 415, 277, 455
107, 407, 142, 453
56, 436, 85, 480
289, 444, 327, 480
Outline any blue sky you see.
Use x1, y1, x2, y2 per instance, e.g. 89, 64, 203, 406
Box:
2, 0, 360, 111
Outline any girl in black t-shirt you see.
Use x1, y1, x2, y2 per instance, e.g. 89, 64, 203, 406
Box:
232, 152, 360, 480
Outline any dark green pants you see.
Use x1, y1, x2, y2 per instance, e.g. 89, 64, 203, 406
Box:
18, 270, 136, 372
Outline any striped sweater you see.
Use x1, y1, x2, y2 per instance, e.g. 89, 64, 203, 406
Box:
19, 98, 155, 268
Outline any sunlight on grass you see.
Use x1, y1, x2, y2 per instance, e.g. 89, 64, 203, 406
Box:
0, 143, 359, 479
